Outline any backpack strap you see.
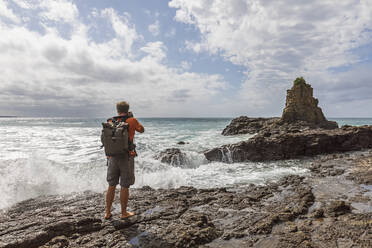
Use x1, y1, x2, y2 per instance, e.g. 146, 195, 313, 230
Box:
110, 115, 130, 123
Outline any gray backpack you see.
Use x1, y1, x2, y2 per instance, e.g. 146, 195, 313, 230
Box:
101, 121, 129, 156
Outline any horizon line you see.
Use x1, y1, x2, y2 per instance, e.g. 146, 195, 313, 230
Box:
1, 116, 372, 119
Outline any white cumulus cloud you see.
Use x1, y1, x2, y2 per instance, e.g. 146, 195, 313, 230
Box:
0, 1, 227, 117
39, 0, 78, 23
0, 0, 21, 23
170, 0, 372, 117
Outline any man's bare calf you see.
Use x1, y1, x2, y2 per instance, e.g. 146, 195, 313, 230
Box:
105, 185, 135, 219
120, 187, 135, 219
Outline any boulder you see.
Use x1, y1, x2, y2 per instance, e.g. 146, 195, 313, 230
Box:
155, 148, 188, 166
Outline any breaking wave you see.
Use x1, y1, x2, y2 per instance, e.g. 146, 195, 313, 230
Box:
0, 117, 313, 209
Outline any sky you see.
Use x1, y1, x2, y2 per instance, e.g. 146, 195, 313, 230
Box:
0, 0, 372, 118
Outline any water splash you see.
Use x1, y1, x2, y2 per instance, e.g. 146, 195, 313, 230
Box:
0, 117, 311, 209
220, 147, 234, 163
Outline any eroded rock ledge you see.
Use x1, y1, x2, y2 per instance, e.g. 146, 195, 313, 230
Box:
221, 117, 280, 136
1, 151, 371, 247
205, 125, 372, 162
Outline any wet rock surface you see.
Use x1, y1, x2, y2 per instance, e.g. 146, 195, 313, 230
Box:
347, 154, 372, 184
221, 117, 279, 136
205, 125, 372, 162
154, 148, 188, 166
1, 151, 371, 247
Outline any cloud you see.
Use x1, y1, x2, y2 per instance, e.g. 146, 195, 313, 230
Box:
0, 1, 227, 117
148, 19, 160, 36
140, 41, 167, 61
0, 0, 21, 23
168, 89, 190, 102
43, 44, 68, 62
12, 0, 35, 9
180, 60, 191, 70
169, 0, 372, 116
39, 0, 78, 23
101, 8, 140, 55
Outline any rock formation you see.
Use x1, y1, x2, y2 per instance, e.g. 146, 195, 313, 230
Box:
154, 148, 189, 166
281, 77, 337, 129
205, 125, 372, 162
222, 77, 337, 136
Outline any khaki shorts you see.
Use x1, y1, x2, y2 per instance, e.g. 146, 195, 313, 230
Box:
107, 154, 135, 188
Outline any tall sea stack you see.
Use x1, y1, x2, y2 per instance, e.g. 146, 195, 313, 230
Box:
281, 77, 338, 129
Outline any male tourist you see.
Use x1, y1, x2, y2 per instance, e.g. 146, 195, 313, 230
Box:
103, 101, 144, 219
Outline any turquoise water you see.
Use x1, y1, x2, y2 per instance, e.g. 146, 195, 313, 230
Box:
0, 117, 371, 209
329, 118, 372, 127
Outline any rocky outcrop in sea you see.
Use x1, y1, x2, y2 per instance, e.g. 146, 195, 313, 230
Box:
205, 125, 372, 162
281, 77, 337, 129
222, 77, 337, 137
207, 78, 366, 163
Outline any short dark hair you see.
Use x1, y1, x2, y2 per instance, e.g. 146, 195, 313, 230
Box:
116, 101, 129, 113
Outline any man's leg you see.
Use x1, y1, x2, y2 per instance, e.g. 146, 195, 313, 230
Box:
120, 187, 134, 219
105, 185, 116, 219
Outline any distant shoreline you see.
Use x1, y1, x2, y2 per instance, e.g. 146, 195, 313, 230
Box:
0, 116, 18, 118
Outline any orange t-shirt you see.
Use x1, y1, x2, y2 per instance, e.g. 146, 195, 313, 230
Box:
125, 117, 144, 142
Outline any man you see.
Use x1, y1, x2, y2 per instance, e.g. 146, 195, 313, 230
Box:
104, 101, 144, 220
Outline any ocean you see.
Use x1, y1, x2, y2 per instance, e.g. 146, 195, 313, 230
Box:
0, 117, 371, 209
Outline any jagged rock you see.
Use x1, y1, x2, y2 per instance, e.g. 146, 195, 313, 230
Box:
154, 148, 188, 166
281, 77, 337, 129
205, 126, 372, 162
222, 78, 337, 137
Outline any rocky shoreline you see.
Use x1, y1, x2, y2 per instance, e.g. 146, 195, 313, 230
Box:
1, 150, 371, 248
